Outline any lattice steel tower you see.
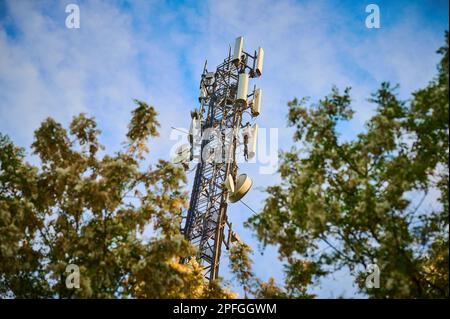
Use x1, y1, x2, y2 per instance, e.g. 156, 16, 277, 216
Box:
180, 37, 264, 282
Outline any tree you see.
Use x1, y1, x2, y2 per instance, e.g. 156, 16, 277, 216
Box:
246, 33, 449, 298
228, 241, 318, 298
0, 100, 236, 298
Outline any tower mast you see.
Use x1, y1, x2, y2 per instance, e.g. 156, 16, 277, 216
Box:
181, 37, 264, 281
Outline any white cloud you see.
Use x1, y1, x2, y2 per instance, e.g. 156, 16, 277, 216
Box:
0, 0, 190, 156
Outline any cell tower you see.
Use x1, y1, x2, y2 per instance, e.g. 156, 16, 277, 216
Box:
175, 37, 264, 282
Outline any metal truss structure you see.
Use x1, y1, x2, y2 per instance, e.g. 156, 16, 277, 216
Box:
181, 39, 263, 282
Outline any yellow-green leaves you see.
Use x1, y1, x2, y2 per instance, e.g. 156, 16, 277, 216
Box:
126, 100, 160, 159
247, 33, 449, 298
0, 100, 235, 298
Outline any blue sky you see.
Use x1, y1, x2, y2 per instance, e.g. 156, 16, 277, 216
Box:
0, 0, 448, 298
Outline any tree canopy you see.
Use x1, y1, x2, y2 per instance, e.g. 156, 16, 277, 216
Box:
1, 33, 448, 299
0, 100, 236, 298
246, 32, 449, 298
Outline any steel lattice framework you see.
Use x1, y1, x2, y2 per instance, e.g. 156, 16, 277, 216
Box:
181, 41, 261, 282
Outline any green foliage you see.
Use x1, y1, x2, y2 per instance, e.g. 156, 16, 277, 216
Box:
246, 33, 449, 298
127, 100, 159, 159
0, 101, 236, 298
228, 241, 315, 298
1, 33, 448, 300
229, 242, 254, 298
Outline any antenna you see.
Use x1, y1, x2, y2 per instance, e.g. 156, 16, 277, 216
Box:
203, 59, 208, 74
228, 174, 253, 203
180, 37, 264, 282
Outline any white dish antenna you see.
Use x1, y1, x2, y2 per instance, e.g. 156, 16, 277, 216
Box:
228, 173, 253, 203
172, 143, 191, 165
